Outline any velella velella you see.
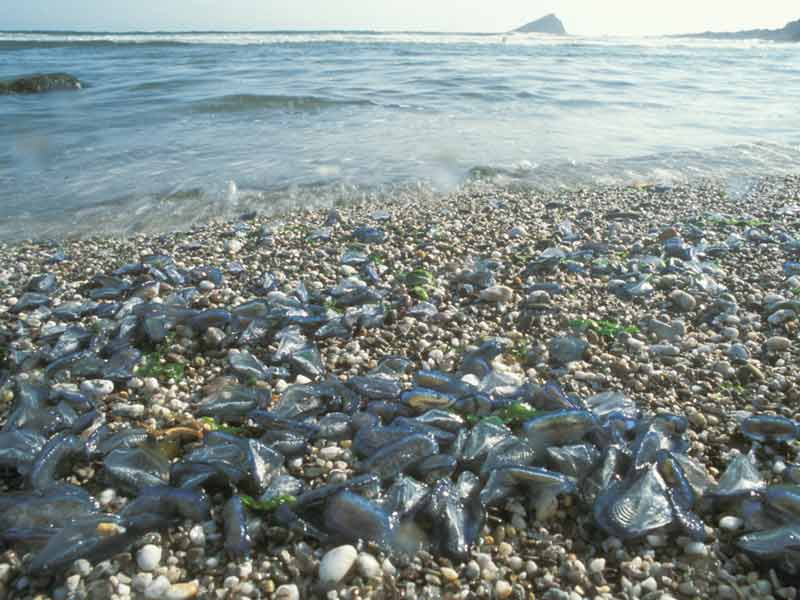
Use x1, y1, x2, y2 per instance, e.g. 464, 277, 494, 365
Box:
0, 204, 799, 593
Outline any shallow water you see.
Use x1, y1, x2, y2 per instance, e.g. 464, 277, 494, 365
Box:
1, 31, 799, 240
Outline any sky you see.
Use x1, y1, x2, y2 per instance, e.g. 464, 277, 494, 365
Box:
1, 0, 797, 36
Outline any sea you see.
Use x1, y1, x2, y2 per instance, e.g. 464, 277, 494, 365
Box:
1, 31, 799, 241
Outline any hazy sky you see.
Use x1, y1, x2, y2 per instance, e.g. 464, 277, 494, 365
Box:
2, 0, 797, 36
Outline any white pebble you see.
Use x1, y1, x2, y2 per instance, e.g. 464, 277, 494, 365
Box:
274, 584, 300, 600
188, 524, 205, 546
641, 577, 658, 593
132, 573, 153, 592
143, 377, 160, 394
137, 544, 162, 572
319, 545, 358, 585
98, 488, 116, 507
684, 541, 708, 556
719, 516, 744, 531
225, 239, 243, 254
319, 446, 342, 460
479, 285, 513, 303
356, 553, 382, 579
164, 582, 199, 600
766, 336, 791, 352
495, 580, 513, 598
80, 379, 114, 399
588, 558, 606, 574
144, 575, 170, 599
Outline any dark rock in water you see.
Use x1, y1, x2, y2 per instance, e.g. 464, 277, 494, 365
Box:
514, 14, 567, 35
0, 73, 83, 95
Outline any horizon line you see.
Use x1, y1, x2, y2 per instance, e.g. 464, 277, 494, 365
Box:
0, 28, 726, 39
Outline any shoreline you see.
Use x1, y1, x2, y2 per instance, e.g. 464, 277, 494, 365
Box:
1, 176, 800, 598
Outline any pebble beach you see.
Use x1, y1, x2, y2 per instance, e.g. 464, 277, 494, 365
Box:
1, 176, 800, 600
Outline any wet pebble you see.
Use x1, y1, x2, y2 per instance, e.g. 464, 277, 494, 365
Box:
669, 289, 697, 312
80, 379, 114, 399
766, 336, 792, 352
137, 545, 162, 572
274, 584, 300, 600
319, 545, 358, 586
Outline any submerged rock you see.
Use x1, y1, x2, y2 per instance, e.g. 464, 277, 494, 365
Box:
0, 73, 83, 95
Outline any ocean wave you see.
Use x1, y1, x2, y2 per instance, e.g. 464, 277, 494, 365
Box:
0, 31, 787, 50
189, 93, 375, 113
4, 143, 799, 243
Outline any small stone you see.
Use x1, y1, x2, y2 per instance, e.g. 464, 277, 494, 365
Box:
143, 377, 160, 394
319, 545, 358, 586
684, 541, 708, 556
479, 285, 513, 303
203, 327, 226, 348
382, 559, 396, 577
549, 335, 588, 365
766, 337, 792, 353
669, 289, 696, 312
144, 575, 171, 599
689, 411, 707, 429
495, 580, 513, 599
164, 582, 199, 600
589, 558, 606, 574
98, 488, 116, 507
113, 402, 146, 418
320, 446, 342, 460
133, 573, 153, 592
641, 577, 658, 593
718, 585, 737, 599
74, 559, 92, 577
80, 379, 114, 399
738, 362, 765, 383
441, 567, 459, 582
658, 227, 680, 242
275, 584, 300, 600
137, 544, 162, 572
188, 525, 205, 546
679, 581, 698, 596
719, 516, 744, 531
356, 553, 381, 579
225, 239, 243, 254
464, 560, 481, 580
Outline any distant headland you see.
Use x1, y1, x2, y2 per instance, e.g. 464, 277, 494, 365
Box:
678, 18, 800, 42
513, 14, 567, 35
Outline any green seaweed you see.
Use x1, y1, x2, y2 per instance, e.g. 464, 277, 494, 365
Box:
137, 333, 185, 382
507, 339, 531, 364
720, 381, 746, 395
569, 318, 639, 340
200, 417, 246, 436
406, 269, 434, 288
323, 297, 345, 314
240, 494, 297, 513
410, 286, 429, 301
460, 402, 543, 427
368, 252, 386, 265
